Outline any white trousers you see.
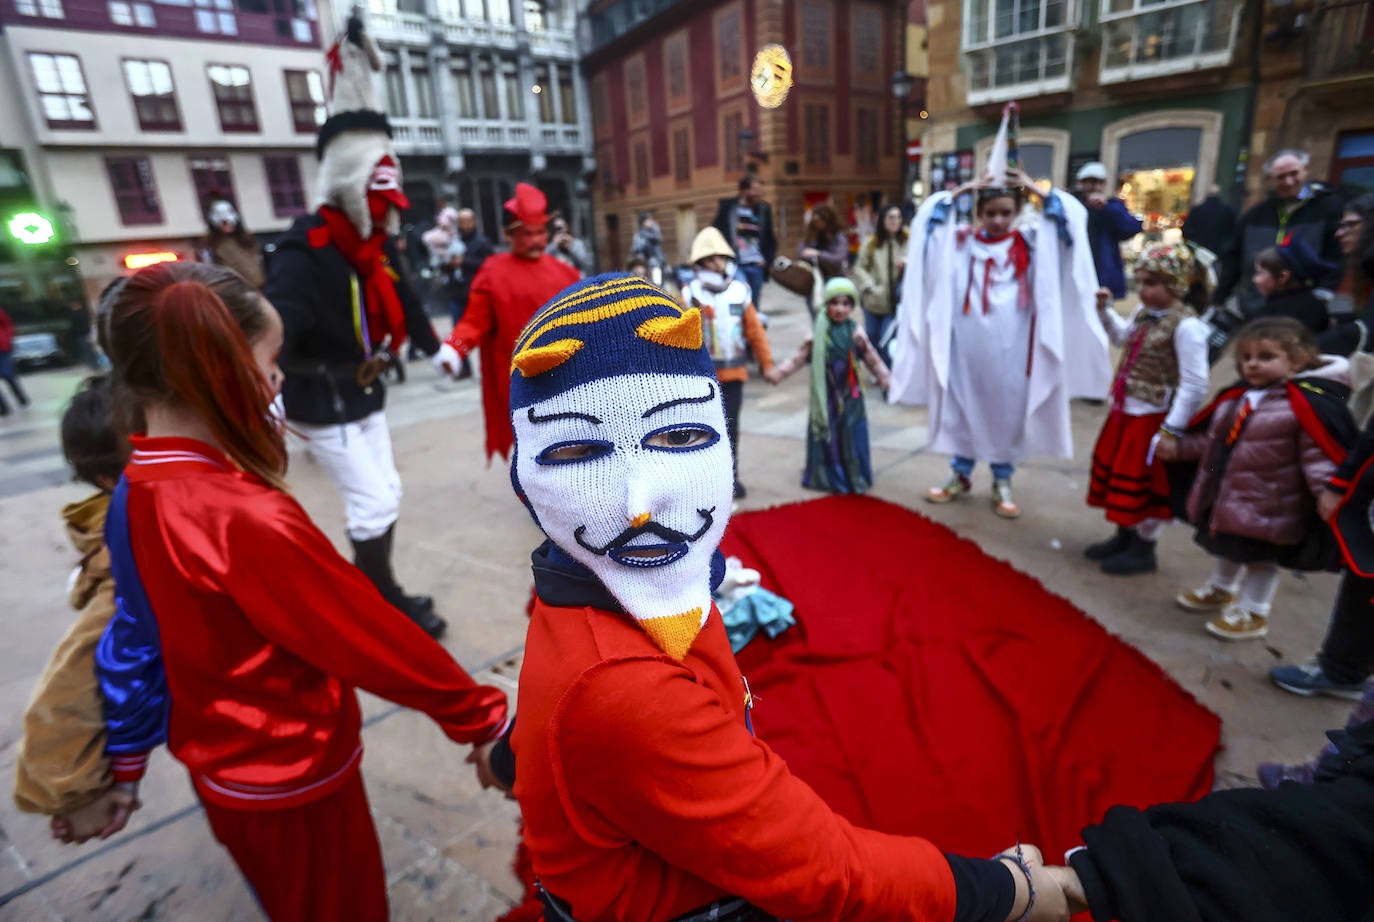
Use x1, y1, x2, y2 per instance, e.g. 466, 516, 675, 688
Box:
1207, 557, 1281, 616
294, 411, 402, 542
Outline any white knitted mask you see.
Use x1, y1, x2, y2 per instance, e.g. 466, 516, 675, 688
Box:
513, 372, 733, 659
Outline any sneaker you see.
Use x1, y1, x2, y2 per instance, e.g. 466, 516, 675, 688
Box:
1270, 659, 1368, 701
1175, 585, 1237, 612
926, 473, 971, 504
1256, 761, 1316, 791
991, 479, 1020, 518
1205, 605, 1269, 641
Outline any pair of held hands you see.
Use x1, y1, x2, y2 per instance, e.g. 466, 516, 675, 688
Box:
52, 744, 511, 845
998, 844, 1088, 921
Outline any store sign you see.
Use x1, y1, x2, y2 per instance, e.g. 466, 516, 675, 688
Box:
7, 211, 55, 245
750, 45, 794, 109
123, 251, 180, 270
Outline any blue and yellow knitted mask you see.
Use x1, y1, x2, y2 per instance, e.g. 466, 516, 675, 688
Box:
510, 274, 733, 660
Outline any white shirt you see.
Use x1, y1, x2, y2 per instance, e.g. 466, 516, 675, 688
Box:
1099, 304, 1210, 433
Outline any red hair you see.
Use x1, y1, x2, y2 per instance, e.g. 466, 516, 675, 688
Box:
108, 262, 287, 490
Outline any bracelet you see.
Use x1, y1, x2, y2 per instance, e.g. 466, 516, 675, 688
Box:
999, 842, 1036, 922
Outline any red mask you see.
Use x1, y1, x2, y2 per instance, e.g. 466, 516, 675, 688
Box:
509, 225, 549, 260
366, 156, 409, 231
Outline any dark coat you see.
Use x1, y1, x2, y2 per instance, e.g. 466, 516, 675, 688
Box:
712, 197, 778, 272
1214, 185, 1346, 316
1082, 197, 1142, 298
1181, 195, 1237, 258
265, 213, 439, 426
450, 229, 494, 308
1258, 287, 1331, 334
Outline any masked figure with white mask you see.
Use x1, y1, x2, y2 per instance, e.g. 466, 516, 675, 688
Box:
503, 274, 1071, 922
195, 195, 265, 290
263, 15, 444, 638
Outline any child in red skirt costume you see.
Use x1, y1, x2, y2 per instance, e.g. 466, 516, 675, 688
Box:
1085, 243, 1211, 574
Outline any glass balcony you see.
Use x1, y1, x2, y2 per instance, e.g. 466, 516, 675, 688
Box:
1098, 0, 1242, 84
962, 0, 1076, 104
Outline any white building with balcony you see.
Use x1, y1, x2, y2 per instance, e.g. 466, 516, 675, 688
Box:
358, 0, 594, 242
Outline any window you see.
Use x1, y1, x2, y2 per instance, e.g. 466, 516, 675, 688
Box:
452, 62, 477, 118
106, 156, 162, 225
801, 1, 831, 71
208, 65, 258, 132
535, 65, 555, 123
673, 127, 691, 184
193, 0, 237, 34
384, 65, 407, 117
284, 70, 325, 132
108, 0, 155, 24
1099, 0, 1240, 83
856, 107, 879, 170
479, 59, 498, 118
963, 0, 1074, 103
189, 156, 234, 206
15, 0, 63, 18
590, 73, 612, 140
28, 53, 95, 130
488, 0, 511, 24
805, 104, 831, 167
853, 4, 882, 77
502, 60, 524, 120
123, 59, 180, 131
716, 9, 742, 83
633, 141, 649, 192
665, 33, 689, 106
264, 155, 307, 217
411, 67, 436, 119
723, 111, 745, 173
558, 65, 577, 125
524, 0, 544, 29
626, 56, 645, 121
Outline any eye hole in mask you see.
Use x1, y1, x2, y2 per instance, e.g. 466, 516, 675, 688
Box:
642, 424, 719, 452
536, 439, 615, 465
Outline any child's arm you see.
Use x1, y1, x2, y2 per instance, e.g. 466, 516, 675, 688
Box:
1160, 317, 1212, 436
14, 568, 115, 816
853, 327, 891, 391
767, 337, 813, 384
1095, 290, 1133, 347
742, 305, 774, 377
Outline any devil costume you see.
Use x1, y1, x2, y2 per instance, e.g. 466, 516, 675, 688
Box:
263, 15, 443, 636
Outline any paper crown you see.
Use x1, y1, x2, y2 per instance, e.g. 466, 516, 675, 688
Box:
508, 274, 718, 410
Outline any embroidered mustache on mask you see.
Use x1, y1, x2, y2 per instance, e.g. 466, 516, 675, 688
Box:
574, 509, 716, 568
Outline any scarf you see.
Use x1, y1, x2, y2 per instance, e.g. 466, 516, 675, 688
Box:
308, 206, 409, 350
962, 228, 1031, 315
809, 311, 858, 442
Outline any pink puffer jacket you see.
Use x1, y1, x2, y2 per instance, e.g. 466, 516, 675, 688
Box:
1179, 356, 1349, 546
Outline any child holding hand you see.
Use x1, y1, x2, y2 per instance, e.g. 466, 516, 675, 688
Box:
767, 277, 889, 494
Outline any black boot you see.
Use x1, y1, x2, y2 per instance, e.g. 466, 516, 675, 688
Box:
1084, 526, 1131, 561
1099, 531, 1158, 576
381, 524, 434, 615
351, 530, 446, 639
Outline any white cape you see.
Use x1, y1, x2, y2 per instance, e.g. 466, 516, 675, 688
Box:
888, 189, 1111, 460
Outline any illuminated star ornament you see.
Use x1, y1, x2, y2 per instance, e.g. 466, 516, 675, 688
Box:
7, 212, 55, 245
750, 44, 794, 109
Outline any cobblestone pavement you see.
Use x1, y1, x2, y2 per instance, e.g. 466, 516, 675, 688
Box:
0, 285, 1354, 920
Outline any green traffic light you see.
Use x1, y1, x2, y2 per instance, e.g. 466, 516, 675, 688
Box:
8, 212, 57, 245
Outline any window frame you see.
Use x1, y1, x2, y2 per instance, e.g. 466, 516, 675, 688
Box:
263, 154, 308, 218
714, 3, 745, 92
28, 52, 97, 131
105, 155, 163, 226
207, 63, 259, 133
804, 102, 832, 168
961, 0, 1077, 104
284, 69, 326, 133
123, 58, 182, 132
188, 155, 235, 208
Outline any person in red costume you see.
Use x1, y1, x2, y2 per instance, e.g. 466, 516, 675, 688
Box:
497, 273, 1073, 922
94, 261, 510, 922
433, 183, 579, 461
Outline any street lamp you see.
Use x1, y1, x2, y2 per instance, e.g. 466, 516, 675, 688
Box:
891, 70, 914, 206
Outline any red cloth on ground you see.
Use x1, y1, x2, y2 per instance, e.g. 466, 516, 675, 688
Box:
202, 768, 387, 922
446, 253, 579, 461
1087, 410, 1173, 526
720, 496, 1220, 863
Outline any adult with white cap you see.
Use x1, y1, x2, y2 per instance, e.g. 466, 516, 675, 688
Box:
1075, 161, 1142, 301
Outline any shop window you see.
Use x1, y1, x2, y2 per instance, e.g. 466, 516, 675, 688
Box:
1115, 126, 1202, 235
264, 155, 307, 217
1099, 0, 1240, 83
106, 156, 162, 225
189, 156, 235, 206
28, 53, 95, 130
284, 70, 326, 133
208, 64, 258, 132
962, 0, 1074, 104
123, 59, 180, 131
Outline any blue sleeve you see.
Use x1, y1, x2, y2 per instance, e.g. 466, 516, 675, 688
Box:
1104, 199, 1143, 241
96, 477, 169, 755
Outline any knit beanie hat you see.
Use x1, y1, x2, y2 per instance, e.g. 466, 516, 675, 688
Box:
510, 274, 732, 660
823, 276, 859, 303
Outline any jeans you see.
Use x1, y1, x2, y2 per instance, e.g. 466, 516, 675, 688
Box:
951, 456, 1014, 480
863, 310, 893, 363
737, 263, 766, 310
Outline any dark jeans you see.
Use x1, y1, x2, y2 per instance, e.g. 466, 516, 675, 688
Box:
1318, 572, 1374, 684
721, 378, 743, 487
863, 310, 893, 365
737, 263, 766, 310
0, 351, 28, 413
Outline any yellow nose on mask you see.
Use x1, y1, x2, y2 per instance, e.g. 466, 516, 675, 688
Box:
629, 512, 651, 528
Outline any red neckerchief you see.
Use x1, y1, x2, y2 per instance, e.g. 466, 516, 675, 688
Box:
963, 229, 1031, 315
308, 206, 408, 350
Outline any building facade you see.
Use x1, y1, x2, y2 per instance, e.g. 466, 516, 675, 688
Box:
581, 0, 909, 272
0, 0, 330, 304
360, 0, 594, 244
921, 0, 1373, 234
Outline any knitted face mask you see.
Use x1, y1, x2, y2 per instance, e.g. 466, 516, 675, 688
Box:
510, 274, 730, 659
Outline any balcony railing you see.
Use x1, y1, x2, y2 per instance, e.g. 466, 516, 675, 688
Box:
529, 27, 578, 58
390, 119, 445, 154
1306, 0, 1374, 79
441, 18, 519, 47
368, 9, 430, 43
450, 120, 585, 153
1098, 0, 1242, 84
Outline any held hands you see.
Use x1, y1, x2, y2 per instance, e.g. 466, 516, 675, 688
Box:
1318, 489, 1343, 523
1154, 433, 1180, 462
763, 368, 784, 386
998, 845, 1071, 922
432, 342, 465, 378
467, 741, 514, 800
51, 782, 141, 844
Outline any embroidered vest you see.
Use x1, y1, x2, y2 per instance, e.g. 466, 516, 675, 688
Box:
1118, 305, 1194, 407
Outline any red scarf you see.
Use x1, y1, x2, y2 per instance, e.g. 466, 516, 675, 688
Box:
962, 229, 1031, 315
308, 206, 408, 350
